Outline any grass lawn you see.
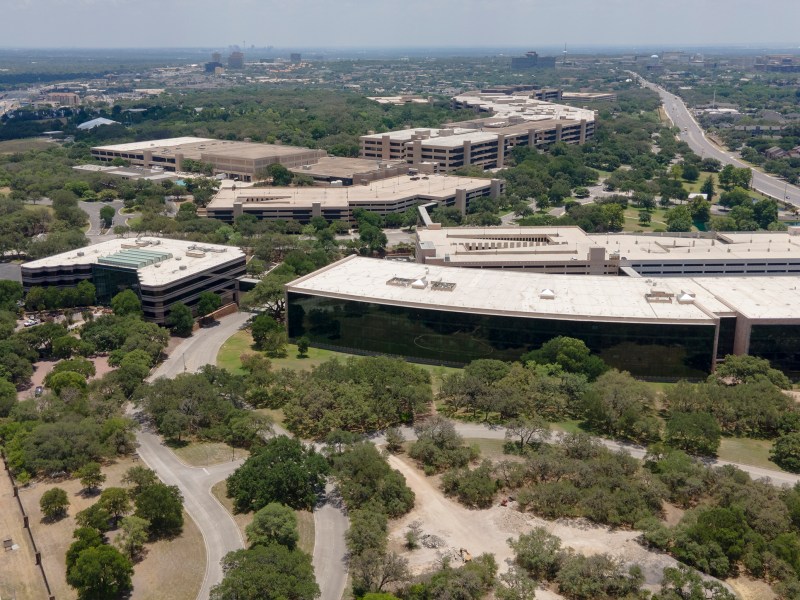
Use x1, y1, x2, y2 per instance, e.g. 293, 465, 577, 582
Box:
23, 202, 54, 216
0, 139, 54, 154
210, 481, 315, 555
218, 330, 461, 393
463, 437, 508, 461
549, 419, 585, 434
18, 456, 204, 600
623, 206, 671, 232
718, 437, 781, 471
170, 440, 243, 467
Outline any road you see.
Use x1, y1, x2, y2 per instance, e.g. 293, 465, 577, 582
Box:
78, 199, 126, 242
141, 310, 349, 600
634, 73, 800, 209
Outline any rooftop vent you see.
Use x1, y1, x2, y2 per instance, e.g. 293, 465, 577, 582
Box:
677, 291, 696, 304
179, 265, 187, 271
411, 278, 428, 289
645, 289, 674, 303
539, 288, 556, 300
431, 281, 456, 291
77, 251, 85, 257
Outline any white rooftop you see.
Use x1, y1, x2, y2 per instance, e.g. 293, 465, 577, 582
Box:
22, 238, 244, 288
93, 137, 213, 152
453, 93, 595, 123
288, 255, 800, 324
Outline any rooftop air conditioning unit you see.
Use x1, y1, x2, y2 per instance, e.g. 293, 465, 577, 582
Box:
539, 288, 556, 299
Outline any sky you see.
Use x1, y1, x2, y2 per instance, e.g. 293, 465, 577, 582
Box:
2, 0, 799, 49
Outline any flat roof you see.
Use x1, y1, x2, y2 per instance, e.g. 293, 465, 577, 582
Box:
287, 256, 717, 324
207, 174, 496, 210
92, 137, 325, 163
22, 238, 244, 288
416, 227, 800, 265
289, 156, 405, 179
453, 94, 595, 123
288, 255, 800, 324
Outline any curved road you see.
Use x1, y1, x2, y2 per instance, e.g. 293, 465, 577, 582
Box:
634, 73, 800, 209
137, 311, 349, 600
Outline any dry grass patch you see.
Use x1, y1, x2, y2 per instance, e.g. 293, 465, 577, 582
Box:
210, 481, 314, 555
0, 470, 49, 600
171, 441, 242, 467
18, 456, 205, 600
0, 139, 54, 153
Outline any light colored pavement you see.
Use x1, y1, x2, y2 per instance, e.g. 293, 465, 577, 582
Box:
635, 73, 800, 209
148, 312, 252, 381
374, 422, 800, 489
132, 421, 244, 600
312, 483, 349, 600
140, 310, 349, 600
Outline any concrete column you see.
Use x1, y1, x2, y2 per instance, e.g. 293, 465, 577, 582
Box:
381, 135, 391, 159
587, 247, 606, 275
490, 179, 502, 199
579, 120, 587, 144
555, 123, 563, 142
732, 316, 752, 355
174, 152, 184, 172
496, 134, 505, 168
455, 189, 467, 215
412, 140, 422, 165
462, 140, 472, 167
233, 200, 243, 219
142, 150, 152, 167
311, 202, 322, 218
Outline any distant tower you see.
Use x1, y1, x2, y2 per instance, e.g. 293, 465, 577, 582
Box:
228, 51, 244, 69
211, 52, 222, 63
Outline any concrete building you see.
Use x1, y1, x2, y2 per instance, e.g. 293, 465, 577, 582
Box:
511, 51, 556, 70
21, 238, 246, 324
91, 137, 326, 182
415, 226, 800, 277
228, 51, 244, 69
360, 96, 594, 172
202, 174, 503, 224
47, 92, 80, 106
288, 156, 408, 186
285, 255, 800, 377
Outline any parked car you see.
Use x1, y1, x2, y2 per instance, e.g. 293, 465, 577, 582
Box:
34, 386, 43, 397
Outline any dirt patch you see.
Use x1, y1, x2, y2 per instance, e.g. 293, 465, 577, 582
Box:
0, 470, 49, 600
727, 576, 776, 600
387, 454, 724, 593
18, 456, 204, 600
17, 360, 58, 401
661, 501, 685, 527
91, 355, 113, 379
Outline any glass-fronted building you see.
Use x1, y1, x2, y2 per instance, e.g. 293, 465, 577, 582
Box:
285, 256, 800, 379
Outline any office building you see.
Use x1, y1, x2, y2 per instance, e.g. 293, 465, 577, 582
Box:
21, 238, 246, 324
285, 255, 800, 377
228, 51, 244, 69
511, 51, 556, 70
202, 174, 503, 224
290, 53, 302, 63
415, 226, 800, 277
360, 96, 594, 172
91, 137, 326, 182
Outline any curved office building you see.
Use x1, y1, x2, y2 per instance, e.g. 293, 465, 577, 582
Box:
286, 256, 800, 378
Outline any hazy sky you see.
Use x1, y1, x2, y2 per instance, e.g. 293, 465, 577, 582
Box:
3, 0, 799, 49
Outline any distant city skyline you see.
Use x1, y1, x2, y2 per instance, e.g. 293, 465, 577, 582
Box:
2, 0, 799, 49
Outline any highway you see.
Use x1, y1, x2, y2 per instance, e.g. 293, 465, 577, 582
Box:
634, 73, 800, 209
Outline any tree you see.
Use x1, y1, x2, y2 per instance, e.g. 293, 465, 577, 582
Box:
265, 163, 294, 186
296, 336, 310, 357
246, 503, 299, 550
40, 487, 69, 520
638, 210, 652, 226
67, 544, 133, 600
583, 369, 660, 444
666, 205, 693, 232
510, 527, 565, 581
196, 291, 221, 318
123, 466, 157, 497
0, 280, 23, 312
99, 487, 132, 524
66, 527, 104, 574
0, 377, 16, 418
682, 163, 700, 182
700, 175, 716, 201
771, 433, 800, 473
653, 565, 735, 600
226, 436, 329, 512
76, 462, 106, 493
523, 336, 607, 381
211, 544, 319, 600
409, 415, 478, 474
251, 314, 282, 350
665, 412, 720, 456
712, 354, 790, 389
76, 503, 112, 532
166, 302, 194, 336
134, 482, 184, 538
441, 460, 498, 508
115, 515, 150, 560
99, 205, 115, 228
110, 290, 142, 317
556, 554, 644, 600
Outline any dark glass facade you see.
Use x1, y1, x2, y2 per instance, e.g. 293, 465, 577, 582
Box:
749, 324, 800, 378
287, 293, 716, 378
92, 264, 141, 304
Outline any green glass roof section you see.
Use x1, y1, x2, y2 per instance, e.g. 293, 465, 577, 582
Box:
97, 248, 173, 269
